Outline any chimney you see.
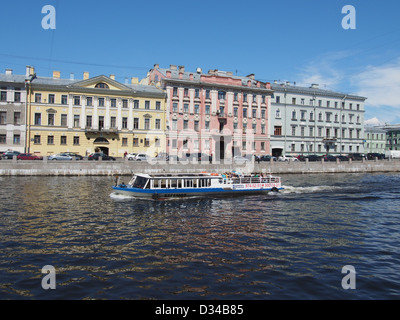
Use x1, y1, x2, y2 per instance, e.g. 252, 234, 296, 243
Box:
189, 73, 193, 80
131, 77, 138, 84
5, 69, 12, 75
53, 71, 60, 79
178, 65, 185, 73
83, 71, 89, 80
179, 72, 183, 79
247, 73, 255, 80
247, 80, 252, 87
256, 81, 260, 88
266, 82, 271, 89
110, 74, 115, 80
170, 65, 177, 70
26, 65, 35, 77
166, 70, 171, 78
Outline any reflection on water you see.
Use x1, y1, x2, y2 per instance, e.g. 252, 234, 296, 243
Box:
1, 174, 400, 299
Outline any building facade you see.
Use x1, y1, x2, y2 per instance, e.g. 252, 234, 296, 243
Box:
364, 126, 386, 154
145, 64, 273, 160
25, 67, 166, 157
383, 124, 400, 151
0, 69, 27, 152
269, 82, 366, 157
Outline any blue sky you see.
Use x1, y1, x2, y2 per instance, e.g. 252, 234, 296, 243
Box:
1, 0, 400, 123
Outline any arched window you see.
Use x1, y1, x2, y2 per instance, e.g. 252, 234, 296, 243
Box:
95, 82, 109, 89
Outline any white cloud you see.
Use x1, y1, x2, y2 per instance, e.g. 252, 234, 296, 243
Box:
352, 58, 400, 107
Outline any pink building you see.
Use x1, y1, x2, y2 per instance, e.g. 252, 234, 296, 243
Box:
146, 64, 273, 161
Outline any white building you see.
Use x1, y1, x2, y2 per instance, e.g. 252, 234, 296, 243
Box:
269, 82, 366, 157
0, 68, 27, 152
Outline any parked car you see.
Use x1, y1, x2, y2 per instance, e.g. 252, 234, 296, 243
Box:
349, 153, 366, 161
278, 155, 299, 162
233, 155, 250, 164
2, 151, 21, 159
88, 152, 116, 161
48, 153, 74, 160
336, 155, 349, 161
260, 155, 277, 162
64, 152, 83, 160
180, 153, 211, 162
127, 153, 137, 160
367, 153, 385, 160
322, 155, 337, 162
301, 155, 322, 162
17, 153, 43, 160
135, 153, 150, 161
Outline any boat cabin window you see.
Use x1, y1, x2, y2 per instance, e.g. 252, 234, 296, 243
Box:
132, 176, 148, 189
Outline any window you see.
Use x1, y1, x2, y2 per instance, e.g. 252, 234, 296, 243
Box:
73, 96, 80, 105
95, 82, 109, 89
194, 120, 199, 132
252, 108, 257, 118
144, 138, 150, 147
134, 100, 139, 109
274, 126, 282, 135
61, 114, 67, 126
86, 115, 92, 128
0, 88, 7, 101
110, 117, 116, 128
261, 142, 265, 151
184, 88, 189, 97
87, 96, 93, 106
173, 87, 178, 96
276, 96, 280, 103
172, 103, 178, 113
122, 117, 128, 129
309, 112, 314, 121
234, 107, 238, 117
243, 108, 247, 118
205, 105, 210, 115
205, 90, 210, 99
13, 134, 20, 144
48, 94, 55, 104
143, 118, 150, 130
183, 103, 189, 113
276, 109, 281, 118
133, 138, 139, 147
34, 113, 41, 125
218, 91, 226, 100
194, 104, 199, 114
34, 135, 41, 144
292, 110, 297, 120
301, 110, 306, 121
292, 126, 296, 136
292, 98, 296, 105
14, 112, 21, 125
205, 121, 210, 131
14, 90, 21, 102
155, 101, 161, 110
73, 136, 79, 145
133, 118, 139, 129
110, 98, 117, 108
0, 134, 5, 144
172, 119, 177, 130
98, 116, 104, 129
61, 95, 68, 105
48, 113, 55, 126
73, 115, 80, 127
122, 138, 128, 146
145, 101, 150, 109
195, 89, 200, 98
61, 136, 67, 145
155, 119, 161, 130
261, 124, 265, 134
183, 120, 189, 129
35, 93, 41, 103
47, 135, 54, 144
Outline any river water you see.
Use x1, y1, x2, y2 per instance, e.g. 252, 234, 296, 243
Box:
0, 173, 399, 300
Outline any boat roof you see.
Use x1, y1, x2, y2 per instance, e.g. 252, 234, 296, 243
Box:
134, 173, 219, 178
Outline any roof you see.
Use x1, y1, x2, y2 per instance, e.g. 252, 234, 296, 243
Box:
271, 83, 367, 101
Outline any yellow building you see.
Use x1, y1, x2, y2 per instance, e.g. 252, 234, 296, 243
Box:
26, 68, 166, 158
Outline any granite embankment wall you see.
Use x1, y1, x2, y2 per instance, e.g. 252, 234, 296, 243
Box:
1, 158, 400, 176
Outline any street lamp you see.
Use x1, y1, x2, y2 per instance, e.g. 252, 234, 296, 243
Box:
24, 72, 36, 153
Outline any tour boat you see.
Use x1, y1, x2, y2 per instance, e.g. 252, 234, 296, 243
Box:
112, 172, 283, 200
